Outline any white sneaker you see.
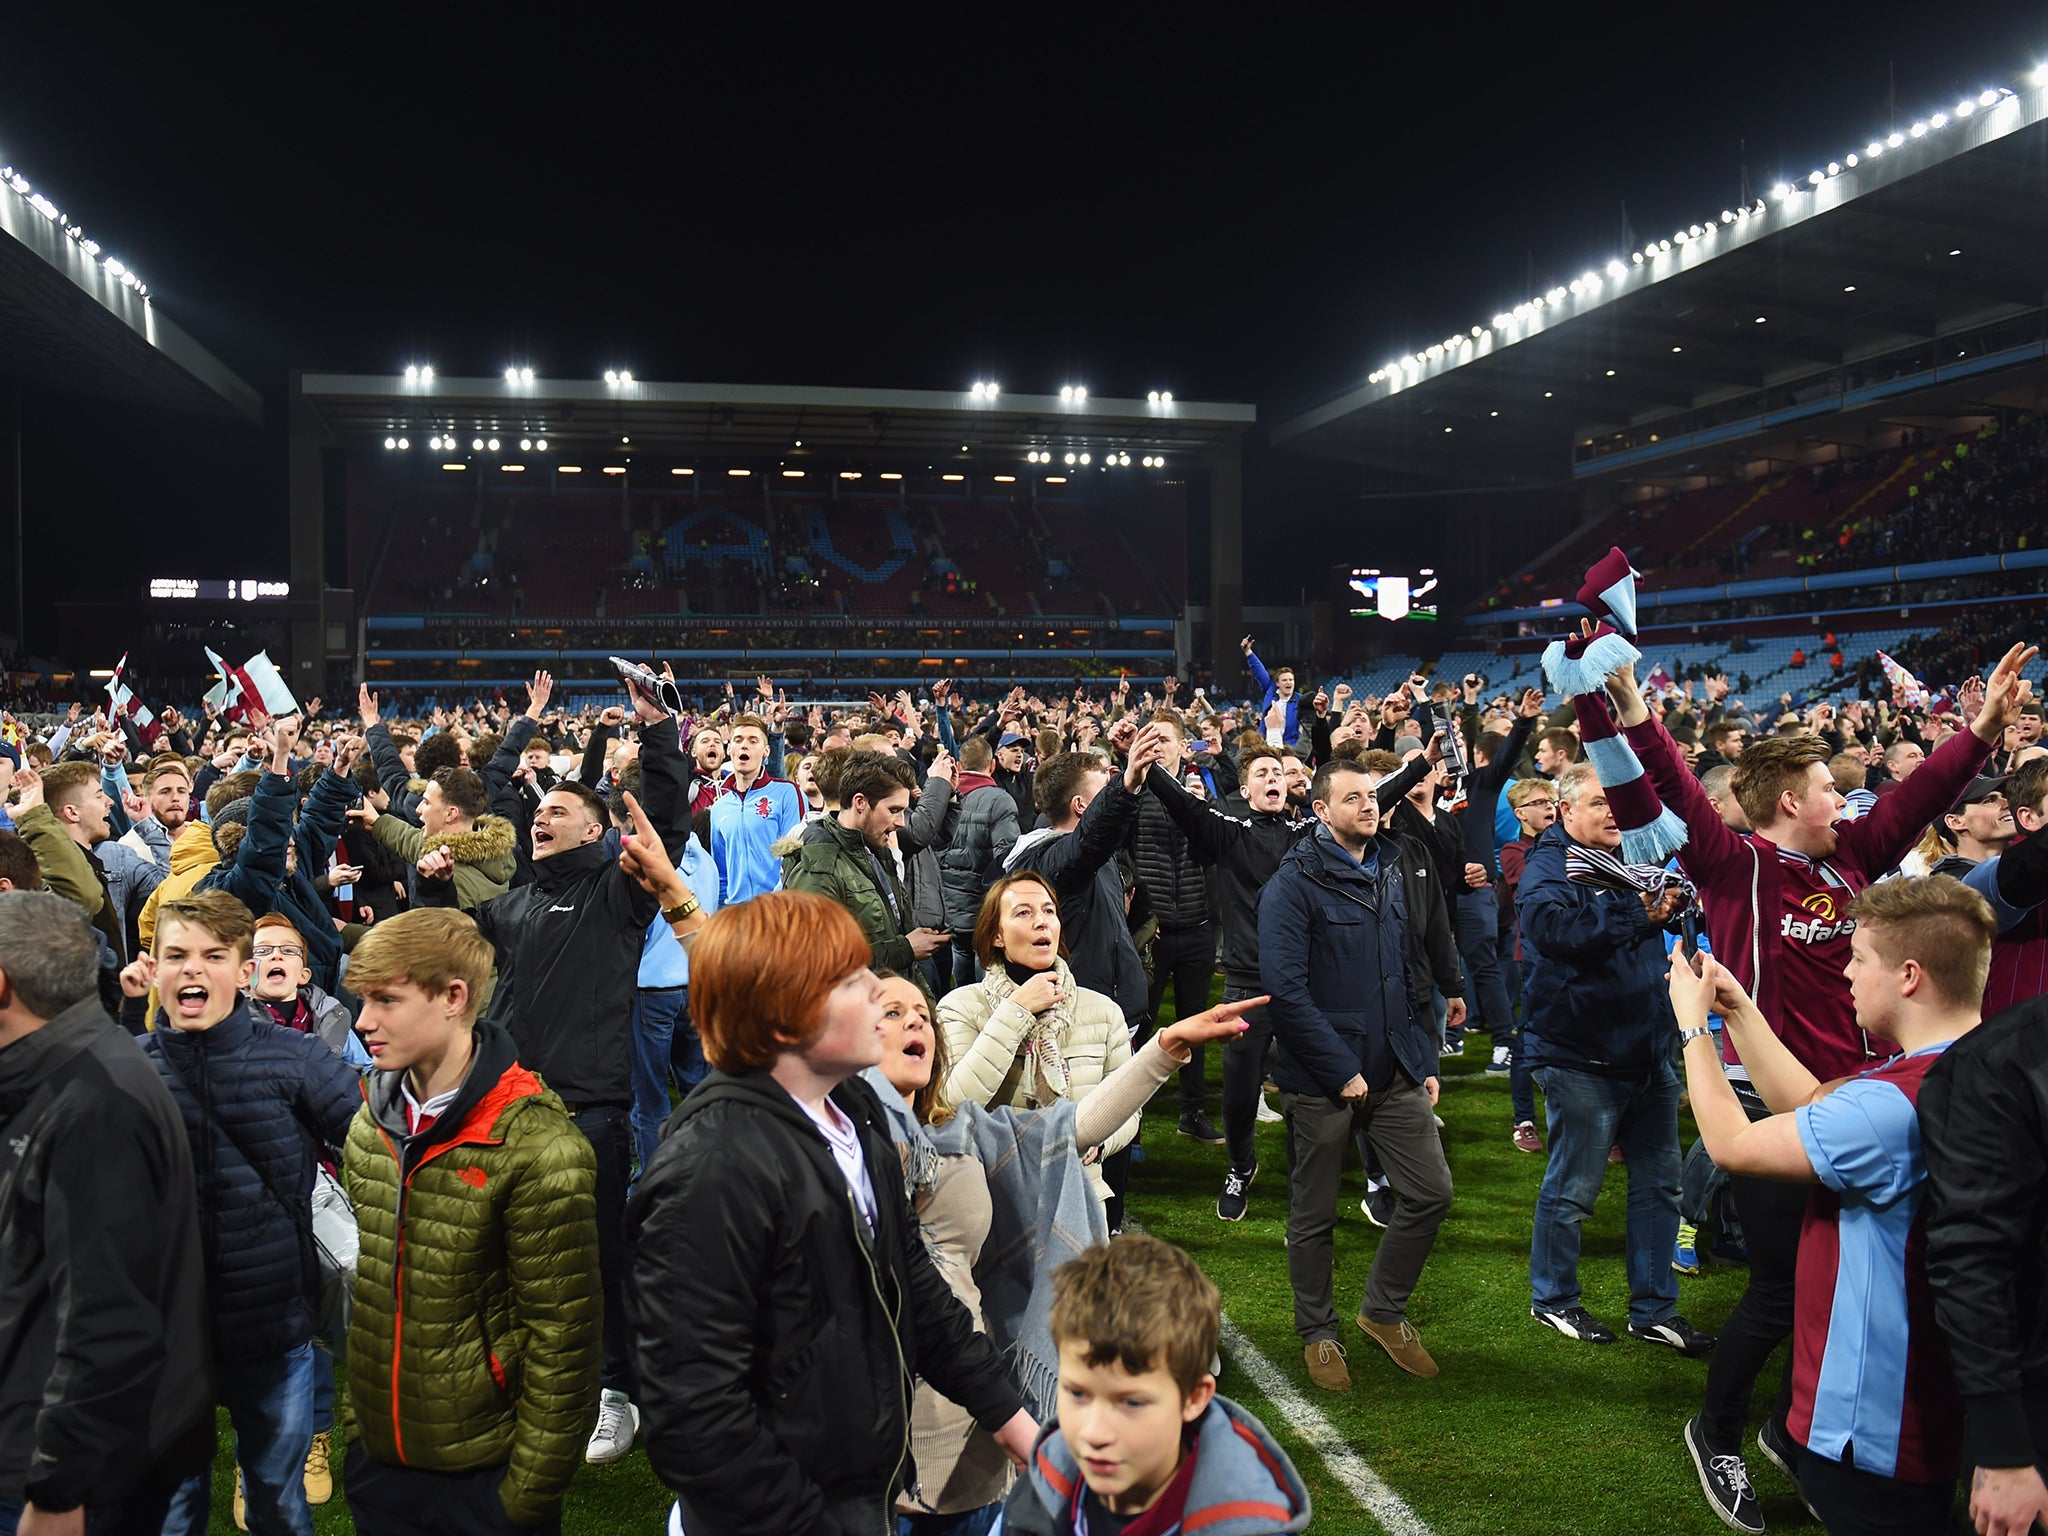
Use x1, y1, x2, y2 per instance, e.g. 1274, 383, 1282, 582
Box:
1255, 1095, 1284, 1124
586, 1388, 640, 1464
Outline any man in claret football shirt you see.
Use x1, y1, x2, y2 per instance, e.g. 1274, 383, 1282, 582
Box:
1602, 640, 2035, 1532
1669, 876, 1995, 1536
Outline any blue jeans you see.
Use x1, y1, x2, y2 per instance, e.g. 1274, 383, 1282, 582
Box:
1529, 1063, 1682, 1327
1455, 886, 1513, 1036
162, 1341, 316, 1536
897, 1504, 1002, 1536
630, 986, 694, 1173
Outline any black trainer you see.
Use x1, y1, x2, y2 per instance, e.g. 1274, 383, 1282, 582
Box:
1358, 1183, 1394, 1229
1179, 1110, 1226, 1145
1629, 1315, 1718, 1357
1683, 1414, 1763, 1534
1756, 1419, 1820, 1519
1530, 1305, 1617, 1343
1216, 1165, 1255, 1222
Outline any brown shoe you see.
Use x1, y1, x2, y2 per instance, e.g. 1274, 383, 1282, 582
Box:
1302, 1338, 1351, 1390
1357, 1313, 1440, 1378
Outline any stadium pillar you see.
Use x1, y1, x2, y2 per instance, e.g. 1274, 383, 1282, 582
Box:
1209, 434, 1244, 687
286, 373, 330, 701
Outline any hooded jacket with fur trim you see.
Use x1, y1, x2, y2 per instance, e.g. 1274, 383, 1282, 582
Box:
369, 811, 517, 911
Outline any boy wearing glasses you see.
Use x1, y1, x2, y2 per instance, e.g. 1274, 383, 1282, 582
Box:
249, 914, 370, 1069
1497, 778, 1558, 1152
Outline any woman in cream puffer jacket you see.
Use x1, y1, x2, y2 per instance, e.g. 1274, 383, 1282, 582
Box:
936, 870, 1140, 1207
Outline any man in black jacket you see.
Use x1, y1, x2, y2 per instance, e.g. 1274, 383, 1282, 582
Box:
1920, 992, 2048, 1536
1131, 714, 1222, 1145
1004, 729, 1168, 1026
455, 676, 689, 1463
0, 891, 214, 1536
1451, 687, 1542, 1068
625, 891, 1035, 1536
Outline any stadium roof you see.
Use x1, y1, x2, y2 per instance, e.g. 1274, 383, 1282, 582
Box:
1273, 69, 2048, 485
0, 156, 261, 421
295, 374, 1254, 471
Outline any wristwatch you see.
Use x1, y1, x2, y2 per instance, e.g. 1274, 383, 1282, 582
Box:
1678, 1026, 1713, 1048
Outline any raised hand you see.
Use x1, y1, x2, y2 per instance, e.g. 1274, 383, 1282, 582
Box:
119, 952, 157, 1000
1969, 644, 2035, 742
526, 670, 555, 720
358, 684, 380, 727
12, 766, 44, 814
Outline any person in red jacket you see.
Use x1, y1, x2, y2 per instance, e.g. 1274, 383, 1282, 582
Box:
1601, 637, 2036, 1533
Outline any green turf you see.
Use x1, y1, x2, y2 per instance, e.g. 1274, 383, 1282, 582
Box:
1125, 996, 1818, 1536
197, 1005, 1811, 1534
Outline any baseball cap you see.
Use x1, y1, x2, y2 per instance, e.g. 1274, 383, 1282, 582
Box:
997, 732, 1027, 748
1952, 774, 2008, 809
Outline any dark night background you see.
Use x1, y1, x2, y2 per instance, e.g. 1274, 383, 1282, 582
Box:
5, 4, 2044, 651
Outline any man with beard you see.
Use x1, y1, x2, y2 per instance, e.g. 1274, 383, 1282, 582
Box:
785, 750, 949, 1004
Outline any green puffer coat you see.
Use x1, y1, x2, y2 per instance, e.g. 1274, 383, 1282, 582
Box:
785, 817, 936, 1003
343, 1023, 601, 1527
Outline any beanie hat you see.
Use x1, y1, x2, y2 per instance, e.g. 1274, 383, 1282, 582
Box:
1565, 686, 1689, 865
210, 796, 253, 855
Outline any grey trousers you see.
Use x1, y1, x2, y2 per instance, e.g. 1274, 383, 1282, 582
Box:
1282, 1076, 1454, 1341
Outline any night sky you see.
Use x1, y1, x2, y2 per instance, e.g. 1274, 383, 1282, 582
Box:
7, 4, 2044, 643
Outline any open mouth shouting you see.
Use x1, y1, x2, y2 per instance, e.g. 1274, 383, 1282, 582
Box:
173, 984, 214, 1020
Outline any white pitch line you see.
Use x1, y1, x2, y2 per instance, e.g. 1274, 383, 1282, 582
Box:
1218, 1313, 1437, 1536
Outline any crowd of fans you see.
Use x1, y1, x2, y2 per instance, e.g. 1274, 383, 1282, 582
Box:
1, 603, 2046, 1536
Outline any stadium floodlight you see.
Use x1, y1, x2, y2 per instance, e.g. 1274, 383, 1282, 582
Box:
472, 437, 485, 451
1981, 89, 2001, 106
1930, 113, 1948, 129
1950, 248, 1963, 256
1826, 162, 1841, 176
535, 439, 547, 452
1147, 391, 1159, 403
1846, 154, 1859, 167
1956, 100, 1974, 118
405, 365, 419, 382
604, 370, 618, 385
1867, 140, 1885, 156
1755, 315, 1767, 324
520, 438, 532, 452
1887, 132, 1905, 147
1118, 453, 1130, 465
1632, 252, 1644, 265
1079, 453, 1091, 465
1911, 122, 1928, 137
487, 438, 500, 452
1844, 285, 1857, 292
1772, 183, 1791, 200
1063, 451, 1077, 465
419, 366, 434, 382
383, 437, 396, 450
1720, 210, 1735, 224
504, 368, 519, 385
520, 367, 535, 384
397, 438, 408, 450
1060, 386, 1075, 402
1808, 170, 1825, 186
